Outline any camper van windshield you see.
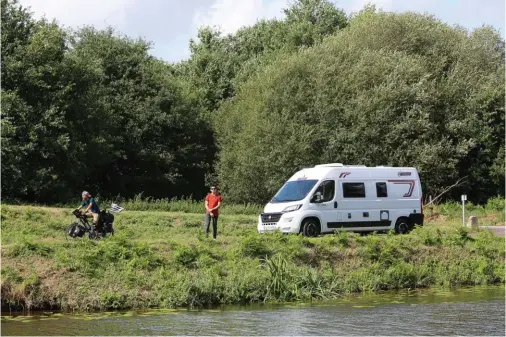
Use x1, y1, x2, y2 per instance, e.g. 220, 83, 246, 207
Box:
271, 180, 318, 203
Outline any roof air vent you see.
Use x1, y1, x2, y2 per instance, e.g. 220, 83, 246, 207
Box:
314, 163, 344, 168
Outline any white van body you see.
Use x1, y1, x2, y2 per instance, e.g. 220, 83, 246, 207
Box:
257, 163, 424, 236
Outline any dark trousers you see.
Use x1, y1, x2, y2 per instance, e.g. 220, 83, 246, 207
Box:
205, 214, 218, 238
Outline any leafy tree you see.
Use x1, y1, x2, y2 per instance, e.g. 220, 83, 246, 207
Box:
184, 0, 348, 115
1, 1, 214, 202
2, 0, 78, 201
215, 9, 505, 204
181, 0, 349, 187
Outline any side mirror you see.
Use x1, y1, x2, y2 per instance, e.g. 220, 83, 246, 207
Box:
312, 192, 323, 203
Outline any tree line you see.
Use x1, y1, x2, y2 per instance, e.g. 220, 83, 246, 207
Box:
1, 0, 504, 204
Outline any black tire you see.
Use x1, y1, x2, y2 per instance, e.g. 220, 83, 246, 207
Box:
395, 218, 413, 234
302, 218, 320, 237
66, 223, 76, 238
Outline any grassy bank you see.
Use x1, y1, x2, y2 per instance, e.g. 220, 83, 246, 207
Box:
1, 202, 504, 311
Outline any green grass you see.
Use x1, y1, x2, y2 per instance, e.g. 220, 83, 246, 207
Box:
0, 199, 504, 312
5, 194, 263, 215
5, 194, 504, 219
423, 196, 505, 226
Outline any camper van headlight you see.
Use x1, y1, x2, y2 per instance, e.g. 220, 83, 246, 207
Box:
282, 204, 302, 213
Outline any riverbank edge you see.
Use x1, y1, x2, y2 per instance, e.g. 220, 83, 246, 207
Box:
2, 283, 506, 315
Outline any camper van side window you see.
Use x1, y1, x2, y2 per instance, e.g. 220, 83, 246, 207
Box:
376, 182, 388, 197
342, 183, 366, 198
311, 180, 335, 203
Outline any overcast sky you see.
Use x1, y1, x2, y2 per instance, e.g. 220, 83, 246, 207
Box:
19, 0, 505, 63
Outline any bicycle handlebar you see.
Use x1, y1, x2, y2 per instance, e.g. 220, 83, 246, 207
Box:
72, 209, 87, 219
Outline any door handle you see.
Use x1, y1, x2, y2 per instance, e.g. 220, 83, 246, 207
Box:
334, 201, 338, 208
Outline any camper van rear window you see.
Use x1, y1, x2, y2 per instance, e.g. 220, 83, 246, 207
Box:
343, 183, 366, 198
398, 172, 412, 176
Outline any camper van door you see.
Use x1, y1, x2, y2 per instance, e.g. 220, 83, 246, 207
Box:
307, 179, 338, 227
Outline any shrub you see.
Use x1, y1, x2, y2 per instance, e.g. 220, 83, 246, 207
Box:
333, 230, 351, 248
413, 226, 443, 246
100, 291, 128, 309
1, 267, 23, 284
239, 234, 273, 258
486, 196, 505, 213
443, 227, 474, 247
173, 246, 201, 268
8, 240, 54, 258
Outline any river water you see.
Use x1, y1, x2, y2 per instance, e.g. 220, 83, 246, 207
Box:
2, 286, 504, 336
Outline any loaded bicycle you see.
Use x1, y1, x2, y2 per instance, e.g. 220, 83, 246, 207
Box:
66, 204, 123, 239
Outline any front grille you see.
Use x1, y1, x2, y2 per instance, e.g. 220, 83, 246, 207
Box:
261, 213, 282, 223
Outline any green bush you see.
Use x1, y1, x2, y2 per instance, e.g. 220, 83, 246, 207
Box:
240, 234, 273, 258
173, 246, 201, 269
443, 227, 474, 247
8, 240, 54, 258
413, 226, 443, 246
333, 230, 352, 248
486, 197, 505, 212
100, 291, 128, 309
1, 266, 23, 284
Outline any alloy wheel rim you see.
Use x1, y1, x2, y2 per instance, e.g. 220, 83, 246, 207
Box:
308, 223, 316, 236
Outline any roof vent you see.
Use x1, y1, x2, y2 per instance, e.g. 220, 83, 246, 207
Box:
315, 163, 344, 168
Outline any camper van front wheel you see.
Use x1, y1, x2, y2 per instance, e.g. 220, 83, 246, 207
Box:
395, 218, 413, 234
302, 218, 320, 237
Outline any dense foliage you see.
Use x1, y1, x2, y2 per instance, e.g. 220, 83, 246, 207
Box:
216, 9, 505, 203
1, 0, 504, 204
1, 0, 214, 202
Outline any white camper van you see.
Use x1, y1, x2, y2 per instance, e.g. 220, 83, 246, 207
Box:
257, 163, 423, 237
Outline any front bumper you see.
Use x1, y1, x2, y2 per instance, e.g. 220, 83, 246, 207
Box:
257, 214, 300, 234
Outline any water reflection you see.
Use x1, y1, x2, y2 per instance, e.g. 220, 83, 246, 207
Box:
2, 286, 504, 336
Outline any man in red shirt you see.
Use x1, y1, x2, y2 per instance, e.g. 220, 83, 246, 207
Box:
205, 186, 222, 239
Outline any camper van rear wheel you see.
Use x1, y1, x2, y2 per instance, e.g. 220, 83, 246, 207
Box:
302, 218, 320, 237
395, 218, 412, 234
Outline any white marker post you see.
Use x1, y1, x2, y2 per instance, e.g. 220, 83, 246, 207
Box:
461, 194, 467, 226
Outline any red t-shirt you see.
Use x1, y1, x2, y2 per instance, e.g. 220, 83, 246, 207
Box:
205, 193, 222, 215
